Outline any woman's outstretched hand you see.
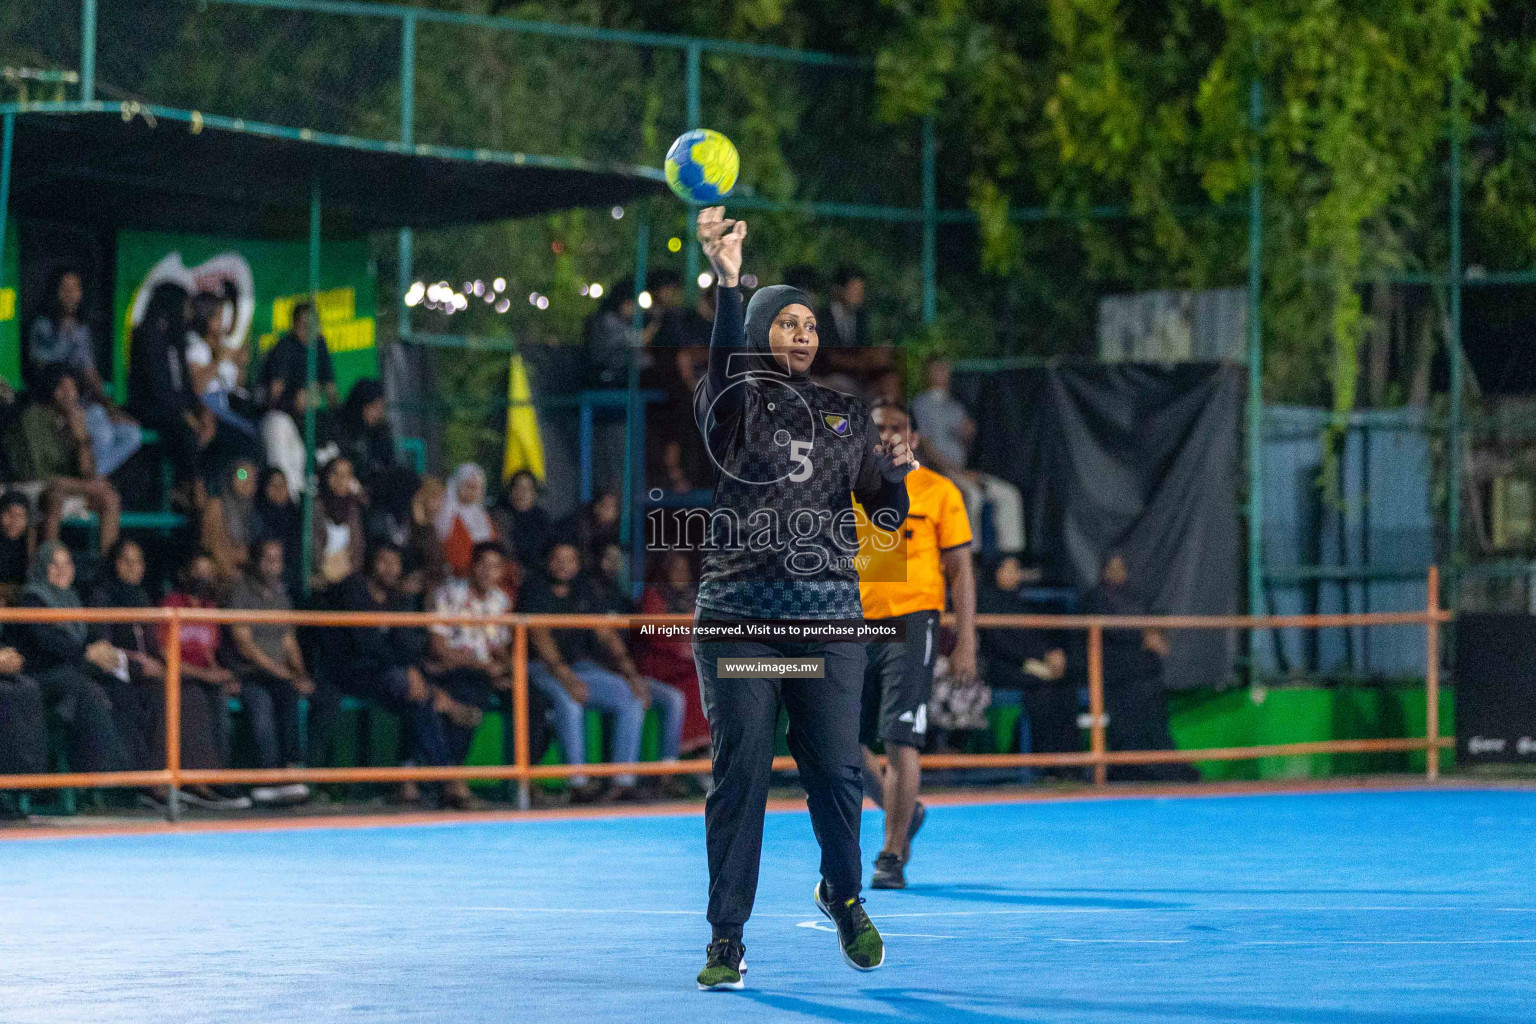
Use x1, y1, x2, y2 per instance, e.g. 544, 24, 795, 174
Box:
875, 437, 918, 482
697, 206, 745, 288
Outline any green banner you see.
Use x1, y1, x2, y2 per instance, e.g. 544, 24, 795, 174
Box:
112, 230, 377, 401
0, 220, 18, 389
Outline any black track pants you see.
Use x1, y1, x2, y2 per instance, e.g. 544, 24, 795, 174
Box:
694, 627, 866, 938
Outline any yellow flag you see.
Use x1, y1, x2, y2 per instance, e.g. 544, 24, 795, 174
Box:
502, 353, 545, 482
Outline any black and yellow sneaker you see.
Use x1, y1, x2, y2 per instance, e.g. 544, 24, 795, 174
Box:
872, 851, 906, 890
813, 880, 885, 970
696, 937, 747, 991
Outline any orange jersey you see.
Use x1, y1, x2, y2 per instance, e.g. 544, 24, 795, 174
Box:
856, 465, 972, 619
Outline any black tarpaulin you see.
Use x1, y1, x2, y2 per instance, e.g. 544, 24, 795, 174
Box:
5, 110, 667, 238
952, 363, 1242, 690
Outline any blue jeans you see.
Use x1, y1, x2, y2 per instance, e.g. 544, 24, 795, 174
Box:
528, 658, 685, 787
202, 389, 259, 439
84, 403, 143, 478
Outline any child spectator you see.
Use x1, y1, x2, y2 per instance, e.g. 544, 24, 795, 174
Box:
27, 267, 142, 477
637, 550, 710, 758
7, 366, 121, 552
312, 456, 366, 592
87, 539, 168, 775
252, 467, 303, 598
226, 537, 313, 805
201, 460, 262, 586
523, 541, 684, 803
437, 463, 495, 579
0, 490, 34, 602
261, 301, 337, 410
490, 469, 551, 576
160, 552, 251, 809
9, 542, 125, 774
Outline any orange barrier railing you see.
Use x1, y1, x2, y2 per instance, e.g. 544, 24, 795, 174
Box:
0, 568, 1452, 815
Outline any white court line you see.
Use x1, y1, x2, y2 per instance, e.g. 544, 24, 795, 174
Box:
795, 921, 957, 940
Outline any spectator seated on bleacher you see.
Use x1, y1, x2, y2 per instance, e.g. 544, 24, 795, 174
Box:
1083, 553, 1198, 783
8, 542, 126, 775
87, 539, 170, 775
186, 291, 258, 440
0, 490, 34, 604
637, 550, 711, 759
489, 469, 551, 577
260, 301, 337, 411
564, 491, 621, 571
311, 455, 365, 593
523, 541, 684, 804
27, 267, 143, 478
201, 460, 262, 588
428, 540, 549, 805
912, 359, 1025, 556
589, 542, 632, 614
253, 467, 303, 600
977, 554, 1076, 763
0, 642, 46, 778
400, 475, 446, 598
330, 541, 482, 809
159, 552, 251, 810
126, 282, 202, 488
438, 463, 496, 580
6, 366, 122, 553
333, 378, 419, 541
225, 537, 313, 806
260, 383, 315, 505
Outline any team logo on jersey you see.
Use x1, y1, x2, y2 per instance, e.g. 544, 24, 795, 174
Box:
821, 412, 851, 436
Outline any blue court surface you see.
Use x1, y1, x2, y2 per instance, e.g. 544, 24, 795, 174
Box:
2, 788, 1533, 1024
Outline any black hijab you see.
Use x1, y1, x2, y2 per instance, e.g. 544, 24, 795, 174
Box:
743, 284, 816, 383
0, 491, 30, 585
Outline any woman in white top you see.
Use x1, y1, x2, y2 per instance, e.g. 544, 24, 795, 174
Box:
188, 292, 258, 438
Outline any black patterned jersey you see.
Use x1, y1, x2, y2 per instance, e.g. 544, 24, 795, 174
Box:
691, 287, 905, 620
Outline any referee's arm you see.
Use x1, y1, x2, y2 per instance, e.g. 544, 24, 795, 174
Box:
942, 546, 977, 681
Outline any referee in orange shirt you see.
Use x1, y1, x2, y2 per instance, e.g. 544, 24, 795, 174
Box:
857, 401, 976, 889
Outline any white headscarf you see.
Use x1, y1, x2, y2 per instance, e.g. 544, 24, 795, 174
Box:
436, 462, 494, 543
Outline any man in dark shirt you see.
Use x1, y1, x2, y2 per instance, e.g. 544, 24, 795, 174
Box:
261, 302, 336, 411
523, 541, 684, 802
330, 542, 459, 788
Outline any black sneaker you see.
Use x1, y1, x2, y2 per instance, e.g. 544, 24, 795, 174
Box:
813, 881, 885, 970
904, 800, 927, 861
872, 851, 906, 890
696, 937, 747, 990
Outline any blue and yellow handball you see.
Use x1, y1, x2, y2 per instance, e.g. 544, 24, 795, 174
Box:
664, 129, 739, 204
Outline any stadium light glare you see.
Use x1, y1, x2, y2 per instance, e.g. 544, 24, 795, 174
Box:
536, 295, 550, 310
637, 291, 653, 309
493, 278, 506, 292
611, 206, 624, 219
495, 298, 511, 313
589, 283, 604, 299
697, 272, 713, 289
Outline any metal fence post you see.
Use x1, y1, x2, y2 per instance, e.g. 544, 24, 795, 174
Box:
1247, 76, 1264, 621
621, 215, 649, 587
1426, 566, 1441, 780
1088, 624, 1106, 786
1447, 79, 1464, 595
513, 623, 531, 810
684, 42, 702, 301
80, 0, 97, 103
165, 614, 182, 821
301, 182, 321, 594
921, 115, 937, 324
398, 11, 416, 343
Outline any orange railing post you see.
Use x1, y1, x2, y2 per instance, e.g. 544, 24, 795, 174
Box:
164, 612, 182, 821
513, 622, 531, 810
1088, 623, 1106, 786
1426, 566, 1441, 781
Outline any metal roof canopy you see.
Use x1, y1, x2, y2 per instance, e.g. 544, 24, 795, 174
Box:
3, 104, 667, 238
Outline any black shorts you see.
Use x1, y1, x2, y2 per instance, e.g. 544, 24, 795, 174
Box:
860, 610, 940, 749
